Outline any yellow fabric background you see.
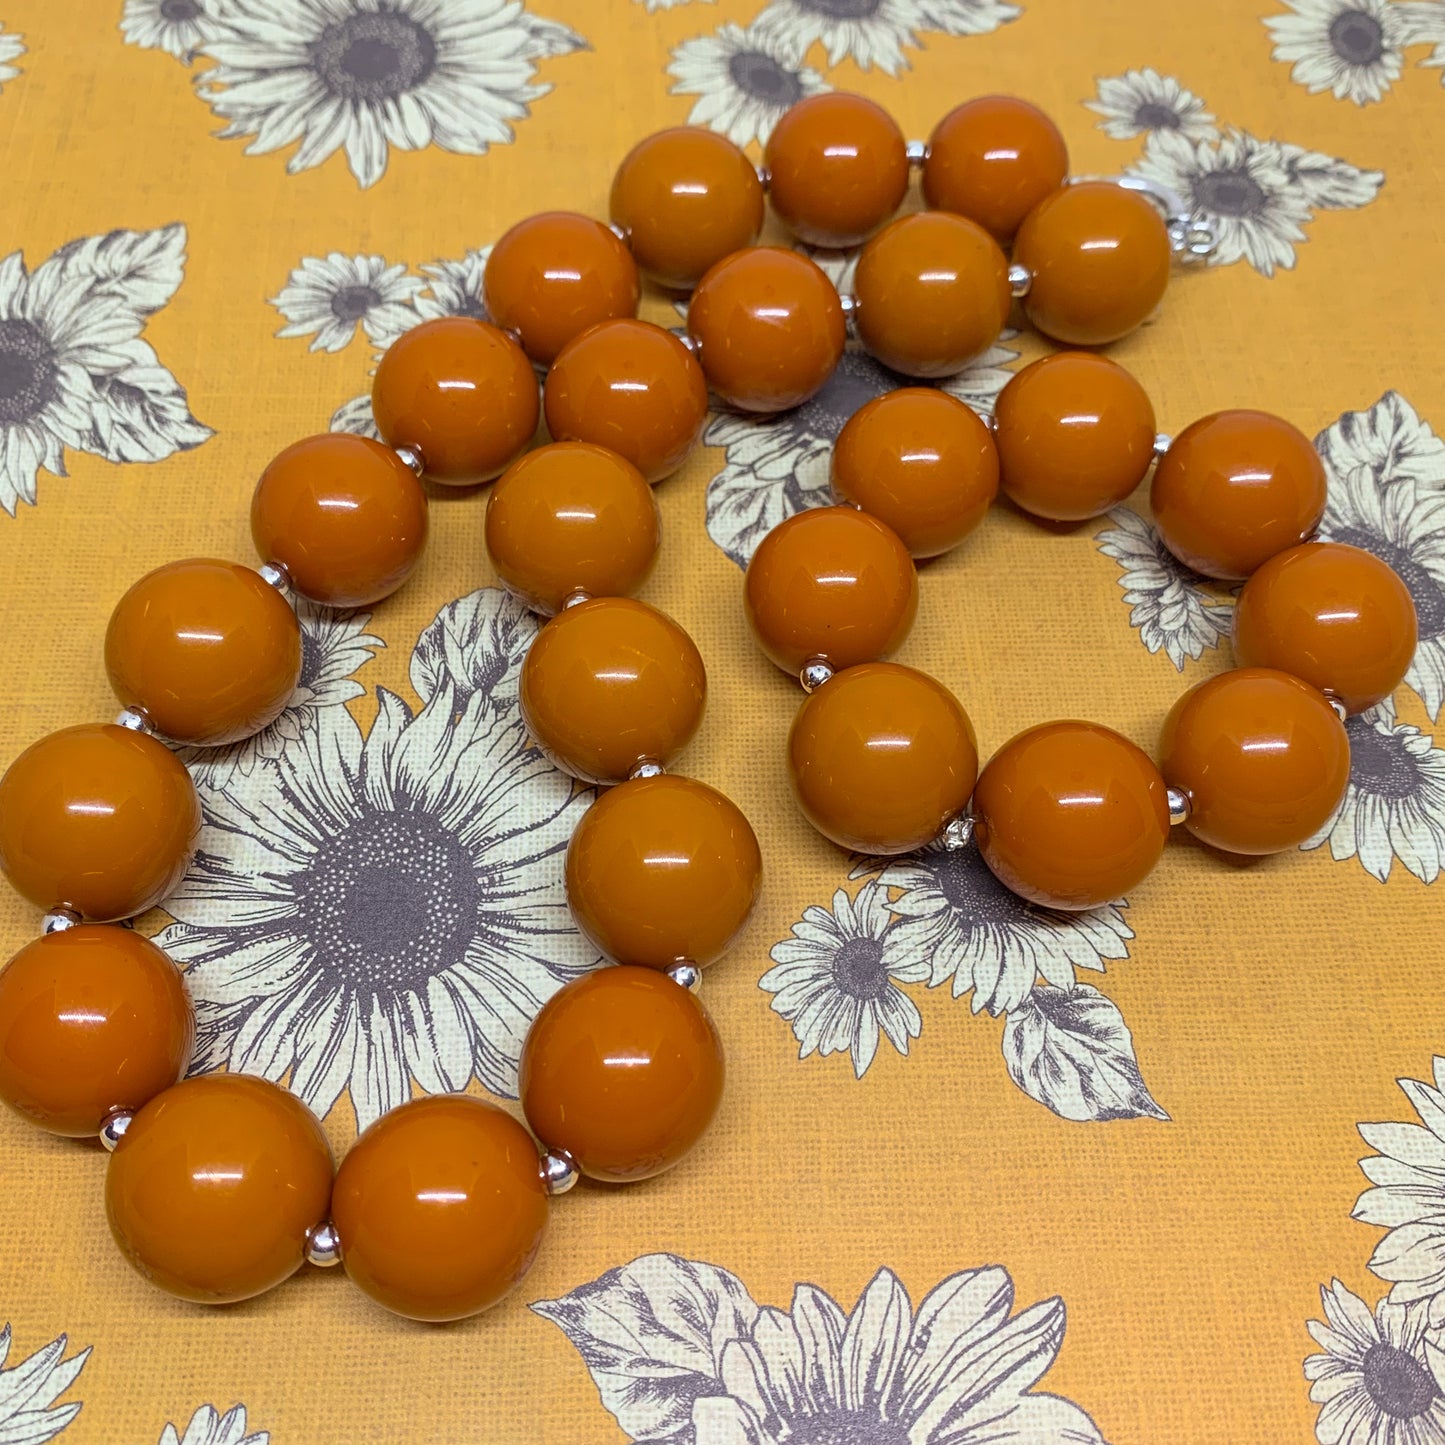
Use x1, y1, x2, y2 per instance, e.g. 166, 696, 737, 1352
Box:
0, 1, 1441, 1441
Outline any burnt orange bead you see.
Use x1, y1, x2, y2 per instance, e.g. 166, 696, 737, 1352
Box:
1013, 182, 1172, 346
610, 127, 766, 289
332, 1095, 548, 1322
832, 389, 998, 557
372, 316, 538, 485
483, 211, 640, 366
251, 433, 428, 608
486, 443, 660, 614
519, 597, 707, 784
763, 92, 908, 247
1234, 542, 1418, 714
746, 506, 918, 675
1151, 410, 1328, 581
0, 926, 192, 1137
105, 559, 302, 747
544, 319, 708, 483
923, 96, 1070, 243
788, 662, 978, 855
519, 966, 724, 1182
0, 724, 200, 921
995, 352, 1157, 522
972, 721, 1170, 911
566, 775, 762, 970
1159, 667, 1350, 855
687, 248, 845, 414
854, 213, 1011, 379
106, 1074, 333, 1304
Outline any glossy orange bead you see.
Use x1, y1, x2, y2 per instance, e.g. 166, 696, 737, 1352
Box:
0, 926, 192, 1136
789, 662, 978, 855
519, 597, 707, 784
610, 127, 766, 289
519, 966, 724, 1182
922, 96, 1069, 243
0, 724, 200, 920
854, 213, 1011, 379
486, 443, 660, 614
483, 211, 640, 365
1234, 542, 1418, 714
105, 559, 302, 746
1151, 410, 1328, 581
106, 1074, 333, 1304
994, 352, 1157, 522
566, 775, 762, 970
544, 319, 708, 483
972, 721, 1170, 911
1159, 667, 1351, 855
763, 92, 908, 247
332, 1095, 548, 1322
1013, 182, 1172, 346
831, 389, 998, 557
687, 248, 845, 414
372, 316, 538, 485
251, 433, 428, 608
745, 506, 918, 674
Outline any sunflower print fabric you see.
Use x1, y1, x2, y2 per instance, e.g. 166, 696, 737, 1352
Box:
0, 2, 1442, 1443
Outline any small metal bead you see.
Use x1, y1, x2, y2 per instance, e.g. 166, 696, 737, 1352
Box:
1153, 432, 1173, 459
256, 562, 290, 593
1327, 695, 1349, 722
394, 445, 425, 478
1007, 263, 1032, 299
982, 410, 999, 434
561, 589, 592, 610
305, 1220, 343, 1268
99, 1108, 132, 1152
608, 221, 630, 245
630, 759, 665, 780
42, 908, 81, 934
905, 139, 929, 166
666, 961, 702, 993
942, 811, 975, 851
800, 658, 835, 694
756, 164, 771, 191
540, 1148, 579, 1196
1166, 787, 1191, 826
114, 707, 153, 734
673, 327, 702, 358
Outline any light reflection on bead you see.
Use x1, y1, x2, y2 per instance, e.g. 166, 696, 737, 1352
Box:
666, 961, 702, 993
306, 1220, 343, 1268
99, 1108, 132, 1152
41, 908, 80, 934
1167, 787, 1191, 826
800, 659, 835, 694
541, 1149, 579, 1196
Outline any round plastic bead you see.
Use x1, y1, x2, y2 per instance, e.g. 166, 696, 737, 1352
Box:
519, 597, 707, 784
994, 352, 1157, 522
610, 127, 766, 289
1233, 542, 1418, 714
0, 724, 200, 921
763, 92, 909, 248
1013, 182, 1172, 346
687, 248, 846, 414
543, 319, 708, 483
788, 662, 978, 855
332, 1095, 548, 1322
371, 317, 538, 485
519, 966, 725, 1182
745, 506, 918, 675
251, 433, 428, 608
1151, 410, 1328, 581
482, 211, 640, 365
105, 1074, 333, 1304
1159, 667, 1351, 855
486, 442, 660, 614
972, 721, 1170, 911
566, 775, 762, 970
105, 559, 302, 747
0, 926, 193, 1136
853, 213, 1011, 379
831, 390, 998, 557
922, 96, 1069, 243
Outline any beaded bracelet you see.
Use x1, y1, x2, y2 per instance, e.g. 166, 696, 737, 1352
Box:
0, 90, 1418, 1324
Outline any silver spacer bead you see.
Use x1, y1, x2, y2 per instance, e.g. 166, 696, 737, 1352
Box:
256, 562, 290, 593
1007, 263, 1032, 299
1166, 787, 1191, 826
114, 707, 152, 733
561, 589, 592, 610
755, 164, 771, 191
608, 221, 630, 244
905, 139, 929, 167
666, 960, 702, 993
673, 326, 702, 358
942, 811, 975, 851
305, 1220, 343, 1268
800, 658, 835, 694
630, 759, 665, 780
1153, 432, 1173, 459
541, 1148, 579, 1195
1326, 694, 1349, 722
982, 409, 999, 434
99, 1108, 132, 1152
42, 908, 81, 934
839, 293, 860, 319
394, 444, 425, 478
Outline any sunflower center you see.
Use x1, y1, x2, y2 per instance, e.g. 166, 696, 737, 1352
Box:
727, 50, 805, 107
793, 350, 898, 441
1134, 102, 1182, 130
832, 936, 890, 1000
1193, 167, 1267, 218
311, 12, 438, 102
796, 0, 884, 17
331, 284, 382, 323
1361, 1342, 1437, 1419
786, 1411, 908, 1445
0, 319, 59, 427
161, 0, 202, 19
1330, 10, 1385, 66
1345, 714, 1424, 800
295, 809, 480, 995
934, 843, 1042, 925
1330, 526, 1444, 641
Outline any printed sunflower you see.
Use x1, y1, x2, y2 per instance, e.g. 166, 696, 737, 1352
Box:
1266, 0, 1411, 104
1087, 67, 1218, 141
0, 1324, 89, 1444
120, 0, 221, 62
159, 1404, 269, 1445
270, 253, 424, 353
0, 23, 22, 85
